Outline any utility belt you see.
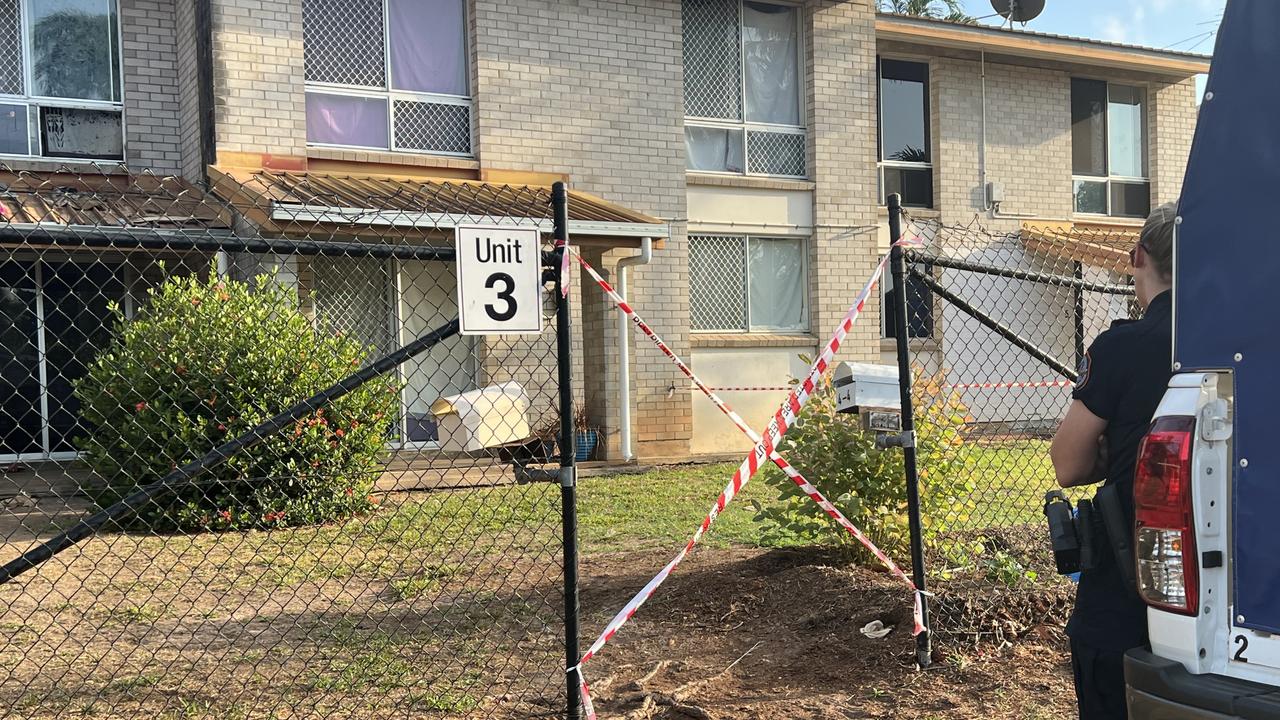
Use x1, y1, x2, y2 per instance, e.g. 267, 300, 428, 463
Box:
1043, 486, 1137, 591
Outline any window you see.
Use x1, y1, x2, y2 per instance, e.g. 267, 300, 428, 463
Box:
302, 0, 471, 156
0, 0, 124, 160
881, 264, 934, 339
878, 58, 932, 208
683, 0, 805, 178
1071, 79, 1150, 218
689, 235, 807, 332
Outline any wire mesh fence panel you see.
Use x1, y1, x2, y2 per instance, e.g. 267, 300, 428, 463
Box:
0, 165, 572, 719
898, 213, 1136, 643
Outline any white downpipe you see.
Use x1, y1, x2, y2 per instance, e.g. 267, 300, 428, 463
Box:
616, 237, 652, 462
980, 50, 990, 212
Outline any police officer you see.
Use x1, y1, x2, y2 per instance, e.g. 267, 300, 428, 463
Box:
1050, 202, 1176, 719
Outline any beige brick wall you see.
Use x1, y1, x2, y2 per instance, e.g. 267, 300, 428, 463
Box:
904, 47, 1200, 226
473, 0, 689, 459
807, 0, 882, 364
1150, 77, 1198, 206
210, 0, 306, 157
119, 0, 185, 174
929, 54, 1073, 227
174, 0, 204, 179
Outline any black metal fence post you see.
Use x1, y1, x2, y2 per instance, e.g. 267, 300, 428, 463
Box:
887, 193, 932, 669
553, 182, 582, 719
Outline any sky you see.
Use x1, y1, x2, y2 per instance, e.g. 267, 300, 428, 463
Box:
955, 0, 1226, 95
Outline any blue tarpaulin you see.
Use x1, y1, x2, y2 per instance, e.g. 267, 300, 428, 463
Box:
1176, 0, 1280, 634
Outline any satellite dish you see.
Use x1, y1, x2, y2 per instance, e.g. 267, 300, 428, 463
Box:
990, 0, 1045, 23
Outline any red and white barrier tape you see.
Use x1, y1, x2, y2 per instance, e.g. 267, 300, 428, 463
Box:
946, 380, 1074, 390
570, 240, 922, 718
557, 236, 572, 298
684, 385, 793, 392
687, 380, 1074, 392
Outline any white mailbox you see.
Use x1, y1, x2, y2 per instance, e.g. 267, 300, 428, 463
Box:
430, 382, 531, 453
832, 362, 901, 432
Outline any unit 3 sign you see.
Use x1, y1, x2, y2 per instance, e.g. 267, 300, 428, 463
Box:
455, 225, 543, 335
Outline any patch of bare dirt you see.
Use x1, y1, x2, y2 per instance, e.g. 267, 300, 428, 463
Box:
573, 546, 1076, 720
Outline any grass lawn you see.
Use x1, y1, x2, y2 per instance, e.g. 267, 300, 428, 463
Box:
579, 439, 1060, 555
0, 439, 1062, 719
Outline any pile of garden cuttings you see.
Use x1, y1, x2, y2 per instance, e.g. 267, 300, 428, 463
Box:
568, 545, 1077, 720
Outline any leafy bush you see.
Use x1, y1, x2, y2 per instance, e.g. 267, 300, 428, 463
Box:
979, 546, 1038, 587
75, 270, 399, 531
751, 368, 976, 565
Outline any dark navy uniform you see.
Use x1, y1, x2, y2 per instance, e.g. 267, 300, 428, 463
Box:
1067, 289, 1173, 719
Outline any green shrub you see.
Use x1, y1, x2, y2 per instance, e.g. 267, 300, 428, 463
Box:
751, 368, 976, 565
74, 270, 399, 532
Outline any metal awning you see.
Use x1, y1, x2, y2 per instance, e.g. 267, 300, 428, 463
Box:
0, 167, 232, 230
209, 167, 669, 248
1020, 221, 1137, 273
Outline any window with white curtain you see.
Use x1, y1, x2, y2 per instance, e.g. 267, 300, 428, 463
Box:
302, 0, 472, 157
0, 0, 125, 160
683, 0, 805, 178
690, 235, 807, 333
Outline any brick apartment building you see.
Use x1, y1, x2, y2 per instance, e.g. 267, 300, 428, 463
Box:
0, 0, 1208, 466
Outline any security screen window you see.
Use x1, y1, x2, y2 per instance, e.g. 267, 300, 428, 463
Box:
683, 0, 806, 178
878, 58, 933, 208
1072, 78, 1151, 218
302, 0, 472, 156
689, 235, 808, 333
0, 0, 125, 159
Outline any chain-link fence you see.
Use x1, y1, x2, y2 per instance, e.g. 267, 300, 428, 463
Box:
0, 164, 575, 718
895, 211, 1138, 643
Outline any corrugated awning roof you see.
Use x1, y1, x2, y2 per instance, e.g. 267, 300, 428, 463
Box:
210, 167, 669, 248
1021, 221, 1137, 272
0, 167, 231, 229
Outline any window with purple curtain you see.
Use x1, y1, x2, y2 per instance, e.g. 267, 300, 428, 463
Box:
305, 93, 389, 149
303, 0, 472, 155
389, 0, 468, 97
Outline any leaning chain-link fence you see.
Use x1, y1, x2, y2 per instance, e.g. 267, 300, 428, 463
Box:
897, 212, 1138, 644
0, 164, 572, 718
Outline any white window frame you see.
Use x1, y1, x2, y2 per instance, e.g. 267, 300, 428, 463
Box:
0, 0, 127, 162
689, 233, 810, 334
1071, 79, 1151, 219
302, 0, 474, 159
683, 0, 807, 180
876, 56, 933, 208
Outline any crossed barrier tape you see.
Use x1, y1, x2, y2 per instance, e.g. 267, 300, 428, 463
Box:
569, 239, 922, 718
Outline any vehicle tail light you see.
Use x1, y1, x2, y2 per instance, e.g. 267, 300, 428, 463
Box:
1134, 415, 1198, 615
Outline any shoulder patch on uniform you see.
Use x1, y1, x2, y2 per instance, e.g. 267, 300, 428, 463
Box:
1075, 350, 1092, 390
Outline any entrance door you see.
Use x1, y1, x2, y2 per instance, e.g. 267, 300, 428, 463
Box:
43, 262, 124, 452
398, 259, 475, 444
0, 262, 42, 457
310, 256, 475, 446
0, 260, 123, 460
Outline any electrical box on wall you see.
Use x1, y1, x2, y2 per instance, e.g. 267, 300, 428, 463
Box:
986, 181, 1005, 206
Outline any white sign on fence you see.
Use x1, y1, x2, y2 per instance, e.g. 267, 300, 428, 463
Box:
455, 225, 543, 335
